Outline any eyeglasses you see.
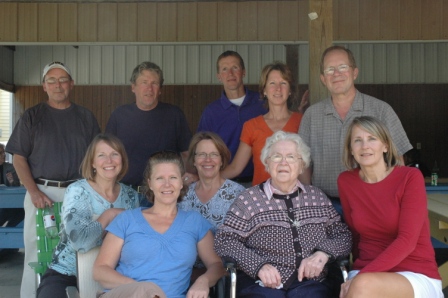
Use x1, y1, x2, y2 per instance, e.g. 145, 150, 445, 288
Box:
195, 152, 220, 160
268, 154, 302, 164
323, 64, 351, 76
45, 77, 71, 84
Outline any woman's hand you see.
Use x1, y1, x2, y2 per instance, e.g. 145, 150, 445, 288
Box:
339, 279, 352, 298
97, 208, 125, 230
187, 276, 210, 298
182, 173, 198, 187
297, 251, 329, 281
257, 264, 282, 288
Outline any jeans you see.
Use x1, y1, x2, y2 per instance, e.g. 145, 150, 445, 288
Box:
36, 269, 77, 298
237, 272, 332, 298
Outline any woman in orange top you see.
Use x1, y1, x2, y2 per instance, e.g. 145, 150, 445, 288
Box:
222, 61, 303, 185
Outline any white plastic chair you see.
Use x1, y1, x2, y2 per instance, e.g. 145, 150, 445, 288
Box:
66, 246, 103, 298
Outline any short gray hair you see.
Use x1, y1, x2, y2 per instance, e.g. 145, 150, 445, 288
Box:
130, 61, 164, 87
260, 131, 311, 170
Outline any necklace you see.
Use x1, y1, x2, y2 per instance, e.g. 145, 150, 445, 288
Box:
287, 209, 301, 228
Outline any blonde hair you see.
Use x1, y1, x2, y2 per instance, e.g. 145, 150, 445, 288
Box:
142, 151, 186, 204
81, 134, 129, 181
259, 61, 297, 110
342, 116, 402, 170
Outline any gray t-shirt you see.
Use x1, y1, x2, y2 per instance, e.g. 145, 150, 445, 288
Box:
299, 90, 412, 197
6, 102, 100, 181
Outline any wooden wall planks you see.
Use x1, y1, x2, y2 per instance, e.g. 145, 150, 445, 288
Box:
2, 1, 448, 43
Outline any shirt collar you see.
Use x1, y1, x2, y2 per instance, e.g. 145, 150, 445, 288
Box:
324, 89, 363, 115
220, 87, 249, 110
264, 178, 304, 200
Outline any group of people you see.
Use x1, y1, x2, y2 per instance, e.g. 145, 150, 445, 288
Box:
3, 45, 443, 298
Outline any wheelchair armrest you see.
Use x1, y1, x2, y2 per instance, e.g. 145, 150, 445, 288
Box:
222, 258, 237, 298
336, 255, 349, 282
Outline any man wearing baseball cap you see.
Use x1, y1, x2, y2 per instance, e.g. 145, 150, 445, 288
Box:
6, 61, 100, 297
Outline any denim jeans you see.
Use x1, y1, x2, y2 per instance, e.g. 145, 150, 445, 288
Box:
237, 272, 332, 298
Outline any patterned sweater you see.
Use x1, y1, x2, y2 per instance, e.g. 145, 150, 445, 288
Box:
214, 182, 352, 289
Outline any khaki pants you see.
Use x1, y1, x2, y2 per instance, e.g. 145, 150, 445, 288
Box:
20, 185, 66, 298
100, 282, 167, 298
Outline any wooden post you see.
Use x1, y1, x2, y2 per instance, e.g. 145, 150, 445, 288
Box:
309, 0, 333, 104
286, 45, 300, 108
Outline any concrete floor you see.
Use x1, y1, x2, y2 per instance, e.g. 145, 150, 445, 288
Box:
0, 249, 23, 298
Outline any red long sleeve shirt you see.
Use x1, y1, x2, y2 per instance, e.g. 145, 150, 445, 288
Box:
338, 166, 440, 280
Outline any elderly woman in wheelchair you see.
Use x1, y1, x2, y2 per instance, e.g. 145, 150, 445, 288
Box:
36, 134, 140, 298
214, 131, 352, 298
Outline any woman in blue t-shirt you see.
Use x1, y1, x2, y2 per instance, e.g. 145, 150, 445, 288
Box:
94, 151, 225, 298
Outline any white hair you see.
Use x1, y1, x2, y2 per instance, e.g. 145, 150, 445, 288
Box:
260, 131, 311, 170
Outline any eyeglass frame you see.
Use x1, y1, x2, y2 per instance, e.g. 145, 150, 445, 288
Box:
323, 64, 352, 76
44, 77, 72, 84
194, 152, 221, 160
268, 154, 302, 164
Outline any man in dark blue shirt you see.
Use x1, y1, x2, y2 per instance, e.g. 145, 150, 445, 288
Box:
197, 51, 266, 185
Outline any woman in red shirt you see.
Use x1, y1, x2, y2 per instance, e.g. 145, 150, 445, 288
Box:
337, 116, 442, 298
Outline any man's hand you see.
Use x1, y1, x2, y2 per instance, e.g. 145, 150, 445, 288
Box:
29, 188, 53, 209
298, 90, 310, 114
5, 172, 14, 184
298, 251, 329, 281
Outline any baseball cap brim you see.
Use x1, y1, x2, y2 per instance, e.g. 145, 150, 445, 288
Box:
42, 62, 72, 80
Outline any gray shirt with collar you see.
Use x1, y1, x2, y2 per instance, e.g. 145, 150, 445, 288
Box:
299, 90, 412, 198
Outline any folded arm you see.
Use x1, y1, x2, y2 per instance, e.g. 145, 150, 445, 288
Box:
93, 232, 135, 289
221, 142, 252, 179
187, 231, 226, 298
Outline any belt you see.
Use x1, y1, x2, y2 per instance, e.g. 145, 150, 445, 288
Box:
34, 178, 78, 188
231, 176, 253, 183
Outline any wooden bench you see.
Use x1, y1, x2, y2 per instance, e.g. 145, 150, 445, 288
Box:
0, 186, 26, 249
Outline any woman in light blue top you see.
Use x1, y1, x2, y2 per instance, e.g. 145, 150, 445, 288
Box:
179, 132, 245, 234
94, 151, 225, 298
36, 134, 139, 298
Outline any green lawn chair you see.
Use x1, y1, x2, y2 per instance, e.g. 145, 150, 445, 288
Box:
28, 202, 63, 286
